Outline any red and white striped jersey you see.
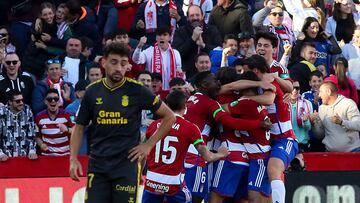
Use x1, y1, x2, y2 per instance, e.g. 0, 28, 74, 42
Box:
35, 109, 73, 156
228, 98, 271, 159
184, 93, 226, 168
145, 115, 205, 195
267, 81, 296, 140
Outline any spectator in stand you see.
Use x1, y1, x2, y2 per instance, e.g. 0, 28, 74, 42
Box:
114, 0, 142, 32
88, 0, 118, 38
208, 0, 254, 38
325, 57, 358, 104
65, 79, 88, 155
130, 0, 186, 44
252, 0, 293, 29
80, 36, 94, 63
253, 2, 295, 64
32, 58, 75, 115
66, 0, 102, 56
289, 81, 313, 152
132, 27, 183, 91
342, 25, 360, 104
36, 88, 74, 156
169, 77, 194, 96
57, 37, 88, 86
188, 52, 211, 82
0, 26, 18, 55
311, 81, 360, 152
109, 28, 145, 79
325, 0, 360, 44
173, 5, 222, 78
188, 0, 213, 24
137, 70, 153, 89
290, 42, 318, 93
8, 0, 42, 58
291, 17, 341, 75
86, 62, 103, 83
65, 79, 89, 116
209, 34, 238, 73
282, 0, 323, 36
23, 2, 70, 80
0, 90, 37, 162
238, 32, 256, 59
0, 53, 34, 106
151, 72, 169, 100
302, 70, 324, 111
302, 70, 325, 152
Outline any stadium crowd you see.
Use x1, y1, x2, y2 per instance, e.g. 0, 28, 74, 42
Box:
1, 0, 360, 202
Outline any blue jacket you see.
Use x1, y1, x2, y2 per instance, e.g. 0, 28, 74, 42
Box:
209, 49, 237, 73
31, 79, 76, 115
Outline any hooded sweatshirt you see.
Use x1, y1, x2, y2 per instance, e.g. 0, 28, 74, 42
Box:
313, 95, 360, 152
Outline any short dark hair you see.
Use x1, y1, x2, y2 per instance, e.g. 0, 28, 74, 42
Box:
246, 55, 270, 73
195, 52, 209, 63
103, 42, 130, 58
216, 67, 238, 85
165, 90, 187, 112
309, 70, 323, 81
6, 89, 22, 101
137, 70, 152, 80
194, 71, 212, 88
169, 77, 186, 87
155, 27, 172, 36
151, 72, 162, 81
237, 71, 260, 94
233, 58, 247, 67
114, 28, 129, 36
46, 88, 60, 97
80, 36, 94, 51
255, 31, 278, 48
65, 0, 82, 16
224, 34, 238, 44
301, 42, 316, 52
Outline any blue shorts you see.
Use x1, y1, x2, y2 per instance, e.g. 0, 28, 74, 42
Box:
142, 186, 192, 203
270, 138, 298, 168
184, 165, 208, 199
248, 159, 271, 196
211, 160, 249, 198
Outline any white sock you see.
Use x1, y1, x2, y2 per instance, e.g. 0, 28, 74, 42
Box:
271, 179, 285, 203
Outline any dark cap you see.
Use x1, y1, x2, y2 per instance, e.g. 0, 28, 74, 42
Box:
354, 0, 360, 4
75, 79, 89, 91
238, 32, 254, 40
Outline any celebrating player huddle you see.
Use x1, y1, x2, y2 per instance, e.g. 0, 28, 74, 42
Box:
142, 58, 298, 203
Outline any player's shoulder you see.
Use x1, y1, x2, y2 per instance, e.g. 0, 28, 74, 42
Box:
86, 79, 103, 90
125, 77, 143, 86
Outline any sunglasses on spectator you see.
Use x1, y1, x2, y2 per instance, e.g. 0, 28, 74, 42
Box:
5, 60, 18, 65
293, 86, 300, 90
46, 59, 61, 64
12, 98, 23, 104
270, 12, 284, 17
46, 97, 60, 102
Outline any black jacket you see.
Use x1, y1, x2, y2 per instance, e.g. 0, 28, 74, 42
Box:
0, 72, 35, 105
172, 24, 222, 78
289, 58, 313, 94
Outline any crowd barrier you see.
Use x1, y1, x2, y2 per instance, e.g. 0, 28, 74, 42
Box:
0, 153, 359, 203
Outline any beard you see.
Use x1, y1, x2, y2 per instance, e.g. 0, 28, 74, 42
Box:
190, 20, 203, 28
108, 73, 124, 83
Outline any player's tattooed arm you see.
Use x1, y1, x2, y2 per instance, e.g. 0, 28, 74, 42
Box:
196, 144, 229, 162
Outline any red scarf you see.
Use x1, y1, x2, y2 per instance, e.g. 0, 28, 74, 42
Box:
152, 43, 176, 90
145, 0, 177, 39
